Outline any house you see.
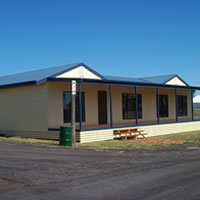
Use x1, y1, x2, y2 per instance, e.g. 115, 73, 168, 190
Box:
0, 63, 200, 143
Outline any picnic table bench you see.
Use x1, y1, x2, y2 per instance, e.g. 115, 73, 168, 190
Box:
113, 128, 147, 140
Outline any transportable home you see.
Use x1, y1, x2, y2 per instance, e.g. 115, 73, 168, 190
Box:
0, 63, 200, 143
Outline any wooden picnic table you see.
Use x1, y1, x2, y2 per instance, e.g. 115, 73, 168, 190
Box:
113, 128, 147, 140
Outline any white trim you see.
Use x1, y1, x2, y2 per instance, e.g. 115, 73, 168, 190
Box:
56, 66, 102, 80
166, 77, 186, 86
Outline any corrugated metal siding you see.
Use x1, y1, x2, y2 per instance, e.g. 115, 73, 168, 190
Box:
79, 121, 200, 143
0, 130, 59, 140
1, 121, 200, 143
80, 129, 113, 143
0, 84, 48, 132
141, 121, 200, 137
0, 129, 81, 142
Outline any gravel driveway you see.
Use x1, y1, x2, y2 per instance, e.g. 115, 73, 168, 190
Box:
0, 141, 200, 200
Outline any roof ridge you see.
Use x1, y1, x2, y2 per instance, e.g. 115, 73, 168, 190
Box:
104, 74, 177, 80
138, 74, 177, 79
0, 62, 82, 78
104, 75, 140, 79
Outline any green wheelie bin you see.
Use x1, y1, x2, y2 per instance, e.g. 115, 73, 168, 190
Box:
60, 126, 72, 146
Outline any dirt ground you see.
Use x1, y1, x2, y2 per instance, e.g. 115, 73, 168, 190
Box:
127, 138, 185, 145
0, 141, 200, 200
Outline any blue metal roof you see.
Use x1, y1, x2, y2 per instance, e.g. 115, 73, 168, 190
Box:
136, 74, 177, 84
104, 75, 143, 83
0, 63, 82, 87
104, 74, 181, 85
0, 62, 189, 88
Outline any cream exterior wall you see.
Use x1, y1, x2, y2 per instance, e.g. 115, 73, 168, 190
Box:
112, 87, 157, 124
138, 87, 157, 122
166, 77, 186, 86
112, 86, 135, 124
56, 66, 102, 79
159, 88, 176, 121
157, 89, 192, 121
47, 83, 192, 129
82, 84, 110, 126
47, 82, 71, 128
0, 84, 48, 133
0, 81, 194, 142
47, 82, 111, 128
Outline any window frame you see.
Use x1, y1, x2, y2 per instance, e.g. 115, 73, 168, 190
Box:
159, 94, 169, 118
178, 95, 188, 117
63, 91, 86, 123
122, 93, 142, 120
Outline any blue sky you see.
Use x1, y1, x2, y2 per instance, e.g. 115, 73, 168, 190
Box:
0, 0, 200, 86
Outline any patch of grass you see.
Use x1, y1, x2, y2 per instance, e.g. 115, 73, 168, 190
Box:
154, 131, 200, 145
80, 131, 200, 150
0, 136, 59, 146
194, 108, 200, 119
79, 140, 162, 150
1, 131, 200, 150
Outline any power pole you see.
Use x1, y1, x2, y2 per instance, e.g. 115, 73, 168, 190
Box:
71, 80, 76, 146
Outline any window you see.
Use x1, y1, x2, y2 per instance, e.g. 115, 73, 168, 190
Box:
63, 92, 85, 123
159, 95, 168, 117
122, 93, 142, 120
138, 94, 142, 119
178, 95, 188, 116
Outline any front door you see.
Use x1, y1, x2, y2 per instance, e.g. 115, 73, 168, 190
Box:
98, 91, 107, 125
